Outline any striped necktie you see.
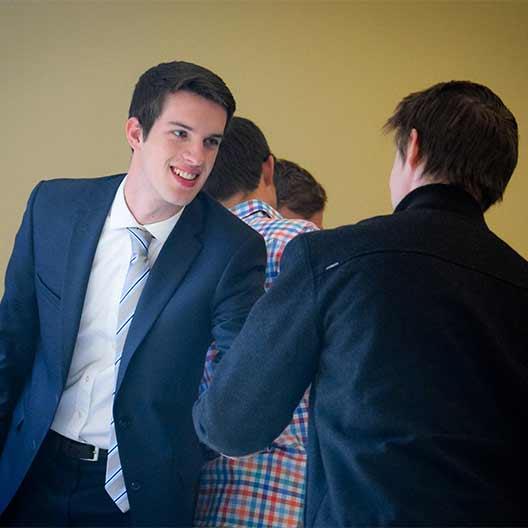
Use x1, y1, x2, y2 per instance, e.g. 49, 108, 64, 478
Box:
105, 227, 152, 513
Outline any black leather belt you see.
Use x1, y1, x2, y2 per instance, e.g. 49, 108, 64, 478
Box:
47, 430, 108, 462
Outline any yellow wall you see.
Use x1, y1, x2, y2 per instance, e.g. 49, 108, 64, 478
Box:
1, 0, 527, 294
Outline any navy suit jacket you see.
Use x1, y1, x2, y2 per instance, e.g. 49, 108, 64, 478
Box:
194, 184, 528, 526
0, 174, 266, 526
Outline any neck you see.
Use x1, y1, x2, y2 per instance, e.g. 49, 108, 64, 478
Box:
222, 189, 277, 210
124, 170, 182, 225
221, 191, 255, 209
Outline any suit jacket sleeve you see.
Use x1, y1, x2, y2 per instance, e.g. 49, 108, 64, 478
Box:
209, 232, 266, 361
193, 234, 321, 456
0, 183, 41, 448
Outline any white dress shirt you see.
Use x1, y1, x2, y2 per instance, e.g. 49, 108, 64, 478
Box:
51, 177, 183, 448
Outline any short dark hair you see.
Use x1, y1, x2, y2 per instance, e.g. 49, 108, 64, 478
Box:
384, 80, 518, 211
129, 60, 236, 140
274, 159, 327, 218
204, 116, 271, 201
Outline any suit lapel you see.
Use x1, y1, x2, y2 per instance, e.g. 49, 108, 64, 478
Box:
60, 176, 124, 384
115, 195, 205, 393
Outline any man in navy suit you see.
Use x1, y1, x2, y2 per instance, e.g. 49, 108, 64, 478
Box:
193, 81, 528, 525
0, 60, 265, 526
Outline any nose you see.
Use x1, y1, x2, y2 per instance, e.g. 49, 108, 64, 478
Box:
182, 140, 205, 167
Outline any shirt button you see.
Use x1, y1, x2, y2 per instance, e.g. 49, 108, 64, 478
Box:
85, 375, 90, 382
130, 481, 141, 491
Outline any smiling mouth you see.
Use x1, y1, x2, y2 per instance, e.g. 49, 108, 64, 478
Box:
172, 167, 199, 181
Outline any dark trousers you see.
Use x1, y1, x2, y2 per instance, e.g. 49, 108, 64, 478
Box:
1, 431, 131, 527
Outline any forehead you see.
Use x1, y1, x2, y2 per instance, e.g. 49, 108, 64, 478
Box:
157, 90, 227, 132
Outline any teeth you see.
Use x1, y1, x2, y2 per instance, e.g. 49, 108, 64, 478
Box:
175, 168, 197, 180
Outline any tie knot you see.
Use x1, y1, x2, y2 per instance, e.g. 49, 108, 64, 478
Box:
127, 227, 152, 257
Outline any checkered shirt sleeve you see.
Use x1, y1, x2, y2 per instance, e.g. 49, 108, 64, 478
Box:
195, 200, 317, 527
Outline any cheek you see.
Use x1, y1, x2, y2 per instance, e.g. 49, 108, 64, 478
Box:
389, 166, 397, 193
389, 163, 404, 207
204, 150, 220, 172
208, 149, 220, 164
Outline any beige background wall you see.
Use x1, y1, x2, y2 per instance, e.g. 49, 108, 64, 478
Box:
1, 0, 527, 295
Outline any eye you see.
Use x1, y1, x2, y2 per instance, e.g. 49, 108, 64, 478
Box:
172, 129, 188, 139
204, 137, 221, 149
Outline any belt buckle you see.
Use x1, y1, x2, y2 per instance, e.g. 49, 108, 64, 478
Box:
79, 445, 100, 462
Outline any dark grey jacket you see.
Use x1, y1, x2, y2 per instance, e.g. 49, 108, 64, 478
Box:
194, 184, 528, 526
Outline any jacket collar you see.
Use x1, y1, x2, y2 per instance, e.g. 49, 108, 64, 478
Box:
395, 184, 484, 221
61, 176, 206, 390
114, 192, 206, 393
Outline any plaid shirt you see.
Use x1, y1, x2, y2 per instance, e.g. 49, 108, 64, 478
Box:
195, 200, 317, 528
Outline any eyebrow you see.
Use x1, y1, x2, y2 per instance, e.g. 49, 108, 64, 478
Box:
168, 121, 224, 140
168, 121, 193, 131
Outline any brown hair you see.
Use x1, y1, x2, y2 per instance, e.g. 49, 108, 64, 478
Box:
129, 60, 235, 140
274, 159, 327, 217
384, 80, 518, 211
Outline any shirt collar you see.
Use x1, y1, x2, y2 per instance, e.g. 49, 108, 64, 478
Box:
230, 199, 283, 221
109, 176, 185, 245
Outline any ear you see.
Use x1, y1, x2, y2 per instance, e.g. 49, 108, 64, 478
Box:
261, 154, 275, 187
405, 128, 421, 170
125, 117, 143, 151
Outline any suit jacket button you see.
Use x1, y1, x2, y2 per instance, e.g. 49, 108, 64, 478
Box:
130, 481, 141, 491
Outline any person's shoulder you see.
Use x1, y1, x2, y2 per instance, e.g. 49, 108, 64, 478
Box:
301, 213, 395, 251
300, 213, 528, 290
196, 192, 264, 243
482, 230, 528, 288
280, 213, 398, 273
254, 215, 318, 242
274, 216, 318, 234
38, 173, 124, 189
32, 173, 125, 207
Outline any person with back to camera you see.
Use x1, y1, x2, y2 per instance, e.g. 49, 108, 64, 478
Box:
195, 116, 318, 528
274, 158, 327, 229
193, 80, 528, 526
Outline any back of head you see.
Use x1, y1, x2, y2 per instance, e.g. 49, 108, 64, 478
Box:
384, 81, 518, 211
274, 159, 327, 219
204, 116, 271, 201
129, 60, 236, 140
